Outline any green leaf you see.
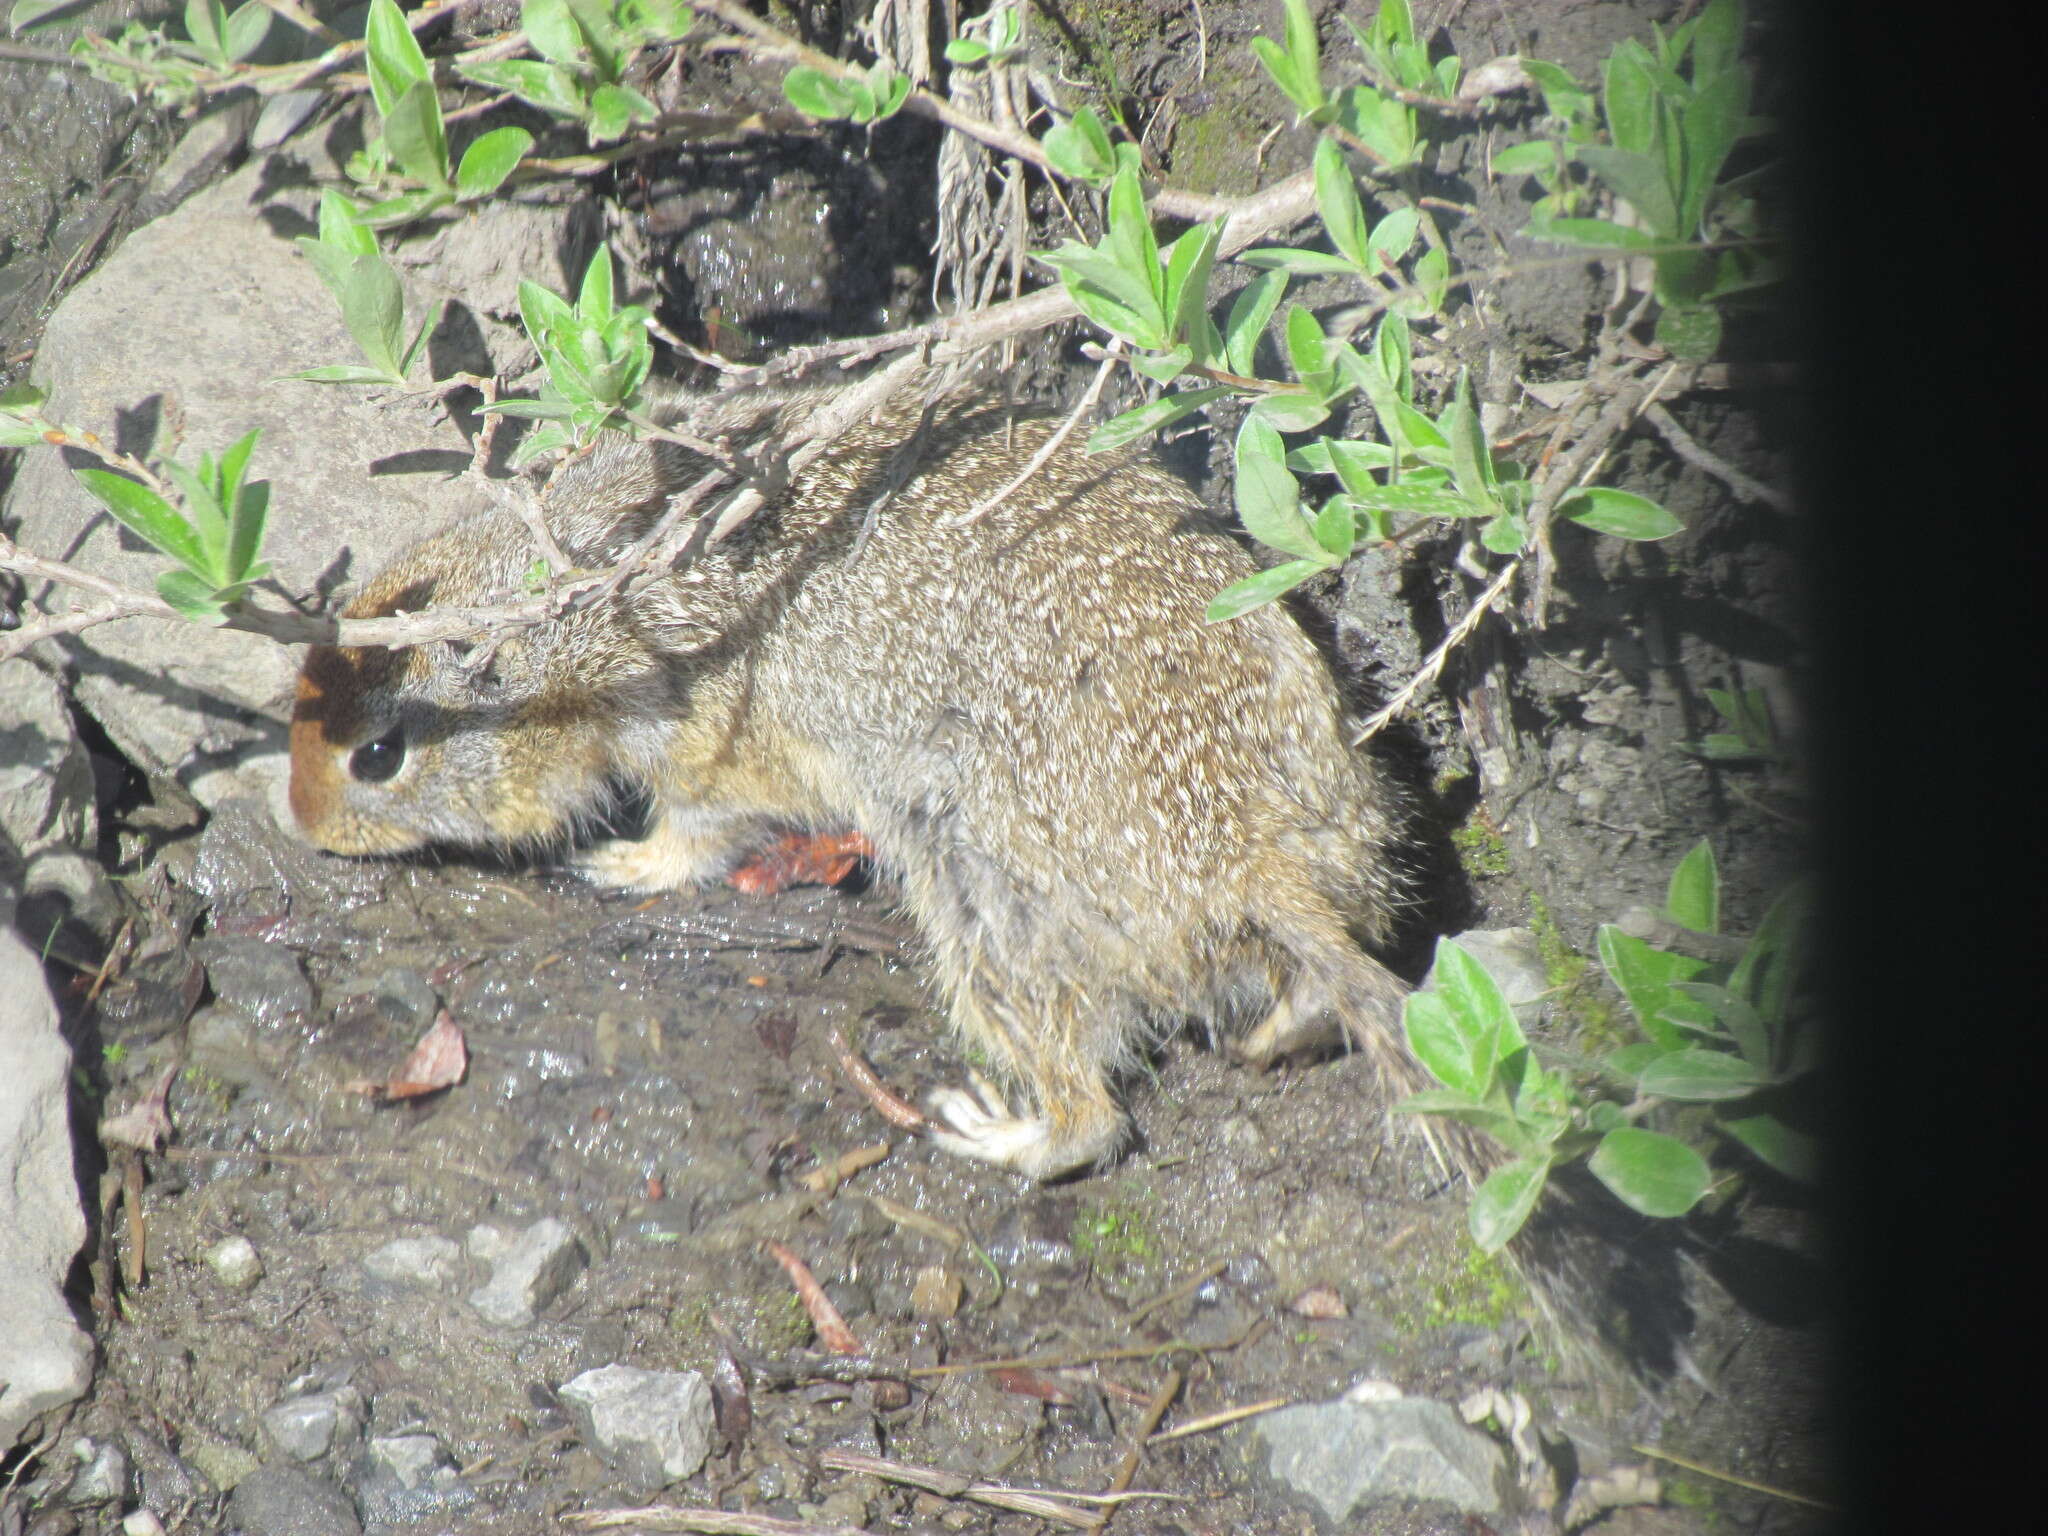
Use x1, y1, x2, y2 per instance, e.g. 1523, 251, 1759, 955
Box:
365, 0, 432, 119
866, 66, 912, 121
1479, 509, 1528, 554
1321, 439, 1394, 497
1161, 220, 1221, 343
384, 78, 451, 191
783, 65, 863, 120
1596, 925, 1707, 1049
1041, 242, 1167, 346
1129, 346, 1193, 385
1235, 247, 1366, 276
1575, 144, 1678, 236
1604, 1042, 1668, 1084
1665, 839, 1719, 932
1105, 163, 1160, 313
1087, 387, 1230, 454
75, 469, 207, 572
298, 240, 406, 378
356, 188, 453, 230
456, 126, 533, 198
457, 58, 589, 116
1654, 301, 1722, 362
1043, 105, 1117, 183
1203, 559, 1326, 622
1561, 486, 1683, 540
1251, 0, 1324, 119
314, 189, 375, 255
156, 568, 231, 625
1374, 312, 1411, 398
1589, 1128, 1710, 1218
1603, 40, 1657, 154
577, 245, 615, 320
1233, 416, 1326, 561
1442, 370, 1495, 504
1490, 139, 1556, 176
1312, 136, 1370, 269
1636, 1048, 1766, 1102
1533, 216, 1663, 251
1340, 482, 1481, 520
283, 364, 404, 384
160, 458, 228, 574
1282, 303, 1328, 384
944, 36, 990, 64
10, 0, 83, 29
223, 0, 270, 61
1719, 1115, 1818, 1184
1679, 63, 1746, 234
1367, 206, 1419, 272
183, 0, 226, 64
1247, 393, 1330, 432
1310, 496, 1355, 559
1223, 269, 1287, 376
522, 0, 585, 66
1469, 1157, 1551, 1252
1396, 242, 1448, 318
1433, 937, 1527, 1063
1730, 880, 1811, 1036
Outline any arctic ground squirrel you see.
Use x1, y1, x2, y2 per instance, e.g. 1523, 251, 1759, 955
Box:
289, 392, 1425, 1179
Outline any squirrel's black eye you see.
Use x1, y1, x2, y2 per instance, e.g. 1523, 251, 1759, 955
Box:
349, 726, 406, 783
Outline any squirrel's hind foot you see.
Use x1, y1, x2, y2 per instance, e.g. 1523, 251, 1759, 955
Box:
926, 1071, 1124, 1180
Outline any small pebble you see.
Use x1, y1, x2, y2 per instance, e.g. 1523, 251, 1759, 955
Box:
205, 1236, 263, 1291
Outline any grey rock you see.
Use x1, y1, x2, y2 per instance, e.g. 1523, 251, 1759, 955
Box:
0, 657, 116, 932
184, 1437, 259, 1493
354, 1432, 471, 1523
361, 1234, 463, 1290
1253, 1396, 1506, 1520
192, 936, 313, 1027
206, 1234, 265, 1291
133, 97, 256, 223
557, 1365, 714, 1487
185, 1005, 266, 1088
467, 1217, 586, 1325
63, 1435, 132, 1505
124, 1427, 213, 1510
0, 134, 585, 810
1435, 927, 1551, 1027
0, 915, 95, 1453
262, 1388, 364, 1463
186, 798, 382, 923
224, 1463, 362, 1536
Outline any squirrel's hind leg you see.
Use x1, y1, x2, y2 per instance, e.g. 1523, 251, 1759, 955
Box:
923, 959, 1128, 1180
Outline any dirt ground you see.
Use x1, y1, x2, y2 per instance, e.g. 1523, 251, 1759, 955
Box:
2, 2, 1828, 1533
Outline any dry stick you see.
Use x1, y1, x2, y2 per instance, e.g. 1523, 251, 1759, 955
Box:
817, 1451, 1177, 1529
563, 1508, 871, 1536
946, 337, 1125, 527
1641, 400, 1791, 511
1354, 555, 1521, 743
1124, 1258, 1228, 1326
1148, 1396, 1289, 1442
1630, 1445, 1836, 1511
1094, 1369, 1183, 1532
1525, 369, 1658, 622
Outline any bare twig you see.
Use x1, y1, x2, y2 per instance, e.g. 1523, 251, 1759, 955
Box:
1641, 401, 1791, 511
1353, 557, 1521, 743
1094, 1369, 1182, 1531
1148, 1395, 1289, 1442
817, 1451, 1178, 1529
563, 1508, 871, 1535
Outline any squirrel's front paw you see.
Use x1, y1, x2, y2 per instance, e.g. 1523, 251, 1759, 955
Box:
575, 812, 745, 892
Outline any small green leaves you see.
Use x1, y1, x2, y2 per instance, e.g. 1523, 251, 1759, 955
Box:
783, 61, 911, 123
456, 0, 682, 144
291, 191, 439, 386
1087, 388, 1230, 455
1250, 0, 1326, 122
1232, 416, 1322, 560
1042, 106, 1122, 185
495, 246, 653, 462
944, 2, 1022, 66
75, 431, 272, 624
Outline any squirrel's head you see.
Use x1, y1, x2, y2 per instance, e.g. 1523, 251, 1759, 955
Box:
289, 438, 686, 858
